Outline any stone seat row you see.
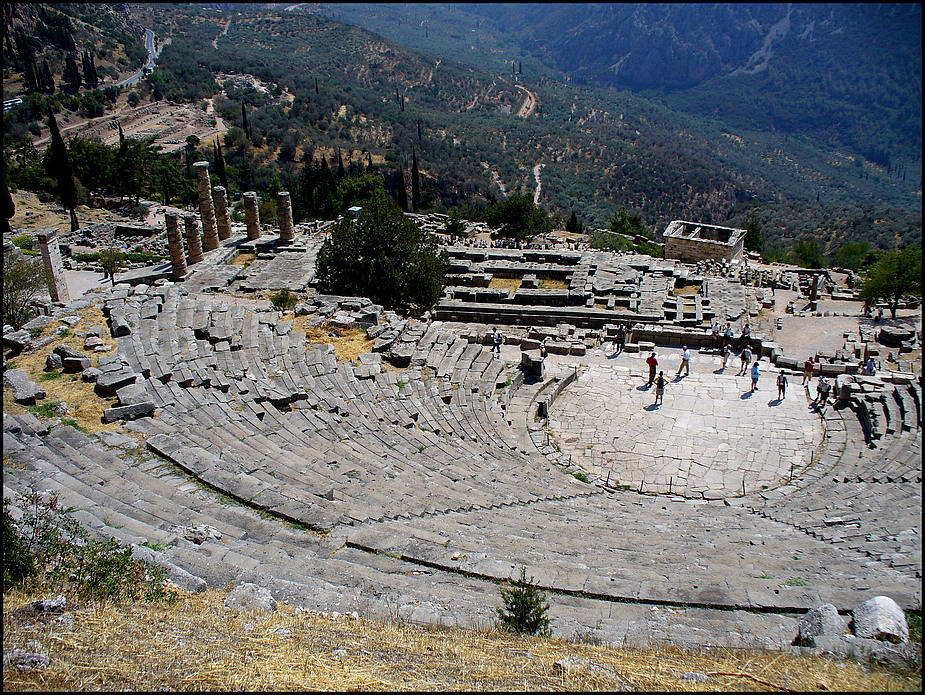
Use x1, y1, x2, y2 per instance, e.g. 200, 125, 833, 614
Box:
139, 364, 590, 534
4, 413, 506, 620
345, 487, 919, 613
111, 290, 535, 465
745, 402, 921, 579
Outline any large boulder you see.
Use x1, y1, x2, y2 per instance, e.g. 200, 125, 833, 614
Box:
793, 603, 846, 646
853, 595, 909, 644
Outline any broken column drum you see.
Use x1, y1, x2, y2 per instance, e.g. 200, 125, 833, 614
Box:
193, 161, 220, 251
278, 191, 294, 241
37, 228, 71, 303
164, 212, 187, 278
243, 192, 261, 240
183, 212, 204, 264
212, 186, 232, 241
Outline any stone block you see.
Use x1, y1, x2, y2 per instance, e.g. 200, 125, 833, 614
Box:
102, 401, 155, 423
62, 356, 91, 372
115, 382, 151, 407
3, 369, 46, 404
95, 370, 138, 395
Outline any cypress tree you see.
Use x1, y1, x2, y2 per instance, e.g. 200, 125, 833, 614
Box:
214, 140, 228, 191
395, 166, 408, 212
411, 148, 420, 212
1, 157, 15, 237
40, 59, 55, 93
63, 52, 82, 93
241, 102, 250, 140
46, 107, 80, 231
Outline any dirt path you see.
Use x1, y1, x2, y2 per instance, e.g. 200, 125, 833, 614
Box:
515, 84, 537, 118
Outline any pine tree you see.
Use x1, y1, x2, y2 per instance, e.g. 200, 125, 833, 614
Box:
495, 568, 551, 636
46, 107, 80, 231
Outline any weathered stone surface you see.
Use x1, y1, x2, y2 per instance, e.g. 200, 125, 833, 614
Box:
115, 382, 151, 407
853, 596, 909, 644
95, 370, 138, 395
2, 329, 32, 352
44, 353, 63, 371
3, 369, 46, 404
102, 401, 155, 423
793, 603, 846, 646
224, 582, 277, 614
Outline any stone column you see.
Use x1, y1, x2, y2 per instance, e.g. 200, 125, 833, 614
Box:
164, 212, 187, 278
243, 191, 261, 240
37, 228, 71, 303
212, 186, 232, 241
183, 212, 204, 264
193, 161, 220, 251
278, 191, 294, 241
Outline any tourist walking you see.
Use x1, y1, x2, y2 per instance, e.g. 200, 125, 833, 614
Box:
720, 344, 730, 370
813, 376, 831, 406
654, 371, 666, 405
802, 356, 815, 385
646, 351, 658, 386
777, 371, 788, 400
491, 328, 503, 353
750, 360, 761, 392
676, 346, 691, 377
738, 346, 753, 376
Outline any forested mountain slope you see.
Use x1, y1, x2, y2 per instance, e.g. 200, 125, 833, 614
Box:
3, 3, 921, 260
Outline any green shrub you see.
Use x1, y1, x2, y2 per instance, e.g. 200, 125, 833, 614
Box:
4, 491, 178, 603
270, 288, 297, 312
2, 504, 35, 591
495, 567, 551, 636
11, 235, 34, 251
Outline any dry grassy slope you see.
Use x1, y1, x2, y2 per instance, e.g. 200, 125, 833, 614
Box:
2, 588, 920, 692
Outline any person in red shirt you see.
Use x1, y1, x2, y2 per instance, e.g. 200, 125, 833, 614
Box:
802, 356, 815, 385
646, 351, 658, 386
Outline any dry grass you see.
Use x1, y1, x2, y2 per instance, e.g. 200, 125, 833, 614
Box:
2, 588, 919, 692
292, 316, 375, 363
227, 252, 257, 268
3, 302, 122, 433
490, 277, 522, 292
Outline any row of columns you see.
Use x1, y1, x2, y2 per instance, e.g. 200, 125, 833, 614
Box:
166, 160, 296, 278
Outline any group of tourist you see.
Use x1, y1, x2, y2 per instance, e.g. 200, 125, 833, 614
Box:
645, 339, 817, 407
710, 320, 752, 350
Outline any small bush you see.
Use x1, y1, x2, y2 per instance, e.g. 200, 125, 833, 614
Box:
2, 505, 35, 591
11, 235, 34, 251
4, 491, 179, 603
270, 288, 297, 312
495, 567, 551, 636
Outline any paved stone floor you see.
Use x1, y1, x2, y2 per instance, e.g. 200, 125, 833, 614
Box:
547, 347, 822, 498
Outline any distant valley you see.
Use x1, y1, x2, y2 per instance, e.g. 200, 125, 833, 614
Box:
3, 2, 921, 260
